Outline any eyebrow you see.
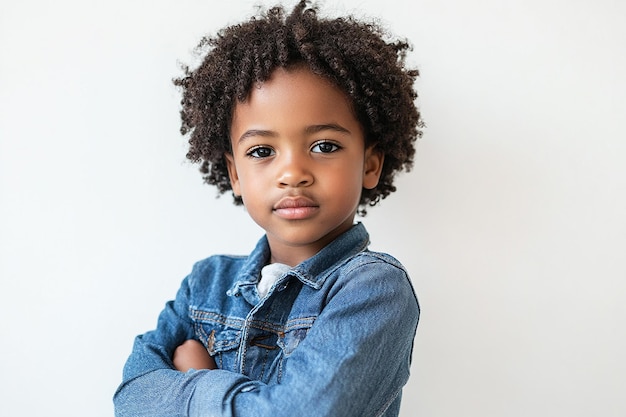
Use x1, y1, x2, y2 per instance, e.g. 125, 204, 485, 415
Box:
237, 123, 351, 144
304, 123, 351, 135
237, 129, 277, 144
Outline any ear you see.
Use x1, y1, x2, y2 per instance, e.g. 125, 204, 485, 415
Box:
362, 146, 384, 190
224, 153, 241, 196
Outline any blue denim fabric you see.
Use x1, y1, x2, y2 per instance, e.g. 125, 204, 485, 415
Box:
114, 223, 420, 417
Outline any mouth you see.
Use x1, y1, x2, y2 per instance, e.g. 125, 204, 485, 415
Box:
273, 196, 320, 220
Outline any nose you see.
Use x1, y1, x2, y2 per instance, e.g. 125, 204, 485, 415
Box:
276, 151, 313, 188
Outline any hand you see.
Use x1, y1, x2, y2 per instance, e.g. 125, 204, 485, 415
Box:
172, 339, 217, 372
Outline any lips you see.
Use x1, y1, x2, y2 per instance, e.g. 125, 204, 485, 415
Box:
273, 196, 319, 220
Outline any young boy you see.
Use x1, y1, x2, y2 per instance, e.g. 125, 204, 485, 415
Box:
114, 1, 422, 416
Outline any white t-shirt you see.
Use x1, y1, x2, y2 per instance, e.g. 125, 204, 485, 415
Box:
257, 263, 291, 298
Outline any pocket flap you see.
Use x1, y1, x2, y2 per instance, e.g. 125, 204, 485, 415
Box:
276, 316, 316, 356
189, 308, 244, 355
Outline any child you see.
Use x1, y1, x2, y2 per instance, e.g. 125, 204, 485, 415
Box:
114, 1, 422, 416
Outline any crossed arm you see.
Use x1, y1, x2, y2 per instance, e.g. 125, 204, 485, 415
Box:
114, 262, 418, 417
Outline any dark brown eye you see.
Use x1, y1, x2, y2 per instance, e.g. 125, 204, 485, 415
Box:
312, 141, 340, 153
247, 147, 274, 158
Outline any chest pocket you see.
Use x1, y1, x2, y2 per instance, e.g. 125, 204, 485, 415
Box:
276, 316, 317, 357
240, 315, 317, 383
189, 308, 244, 372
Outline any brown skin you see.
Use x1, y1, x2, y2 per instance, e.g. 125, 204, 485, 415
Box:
173, 339, 217, 372
225, 67, 383, 267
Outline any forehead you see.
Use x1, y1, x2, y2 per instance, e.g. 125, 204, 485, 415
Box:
231, 67, 360, 134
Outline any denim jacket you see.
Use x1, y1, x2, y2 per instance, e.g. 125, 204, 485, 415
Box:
114, 223, 420, 417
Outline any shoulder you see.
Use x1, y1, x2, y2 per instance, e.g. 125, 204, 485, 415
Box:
320, 249, 420, 333
340, 249, 409, 281
185, 253, 249, 291
348, 250, 407, 271
334, 250, 419, 308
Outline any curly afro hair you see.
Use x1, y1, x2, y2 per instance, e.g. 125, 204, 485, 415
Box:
173, 0, 423, 215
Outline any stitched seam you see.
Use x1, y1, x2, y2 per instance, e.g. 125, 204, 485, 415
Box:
374, 386, 402, 417
248, 316, 316, 333
189, 309, 245, 328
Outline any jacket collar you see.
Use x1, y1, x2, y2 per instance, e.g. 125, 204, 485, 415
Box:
290, 222, 370, 289
234, 222, 370, 294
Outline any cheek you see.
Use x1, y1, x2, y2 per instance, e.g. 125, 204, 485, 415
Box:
237, 171, 267, 202
325, 163, 364, 195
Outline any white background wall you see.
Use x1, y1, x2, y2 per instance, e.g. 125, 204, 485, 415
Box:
1, 0, 624, 416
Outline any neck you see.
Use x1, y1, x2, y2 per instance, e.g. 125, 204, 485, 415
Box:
268, 243, 322, 267
266, 222, 355, 267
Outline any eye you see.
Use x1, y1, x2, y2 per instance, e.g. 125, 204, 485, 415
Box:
311, 141, 341, 154
247, 146, 275, 158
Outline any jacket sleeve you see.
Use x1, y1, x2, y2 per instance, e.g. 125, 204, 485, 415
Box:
113, 259, 419, 417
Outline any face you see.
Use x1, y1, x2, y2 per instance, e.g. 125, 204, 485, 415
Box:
226, 66, 383, 266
